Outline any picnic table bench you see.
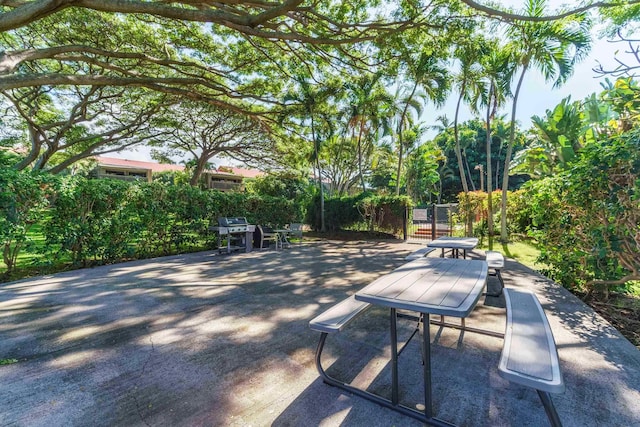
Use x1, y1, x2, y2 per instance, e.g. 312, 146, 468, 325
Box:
485, 250, 505, 296
405, 246, 436, 261
309, 295, 370, 334
500, 288, 565, 427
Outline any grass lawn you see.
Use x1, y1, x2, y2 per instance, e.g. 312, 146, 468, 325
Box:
476, 238, 547, 272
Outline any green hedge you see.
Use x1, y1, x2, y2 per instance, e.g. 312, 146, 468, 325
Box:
0, 172, 301, 279
307, 193, 412, 235
524, 130, 640, 294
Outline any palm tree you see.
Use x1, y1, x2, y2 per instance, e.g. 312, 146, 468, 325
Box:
343, 72, 394, 192
392, 84, 424, 195
452, 39, 487, 235
453, 39, 487, 197
394, 53, 450, 195
474, 43, 513, 249
392, 84, 426, 195
499, 0, 591, 241
283, 76, 340, 232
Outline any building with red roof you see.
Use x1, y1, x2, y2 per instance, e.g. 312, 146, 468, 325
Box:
93, 156, 262, 191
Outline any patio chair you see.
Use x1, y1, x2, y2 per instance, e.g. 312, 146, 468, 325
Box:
255, 225, 279, 250
288, 223, 304, 241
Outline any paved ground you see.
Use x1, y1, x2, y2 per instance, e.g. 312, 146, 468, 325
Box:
1, 239, 639, 426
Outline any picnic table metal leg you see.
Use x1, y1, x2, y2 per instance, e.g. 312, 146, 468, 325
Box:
314, 316, 456, 427
391, 308, 399, 405
423, 313, 433, 419
538, 390, 563, 427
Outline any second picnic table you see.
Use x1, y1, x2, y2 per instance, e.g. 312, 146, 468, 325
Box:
427, 236, 479, 259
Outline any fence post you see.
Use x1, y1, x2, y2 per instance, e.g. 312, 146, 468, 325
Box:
431, 203, 436, 241
403, 206, 408, 241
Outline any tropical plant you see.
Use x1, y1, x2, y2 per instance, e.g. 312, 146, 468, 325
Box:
473, 43, 513, 247
500, 0, 591, 241
393, 51, 450, 195
343, 72, 394, 192
527, 128, 640, 295
512, 96, 584, 177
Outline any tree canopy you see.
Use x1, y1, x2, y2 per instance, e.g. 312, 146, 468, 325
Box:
1, 0, 638, 189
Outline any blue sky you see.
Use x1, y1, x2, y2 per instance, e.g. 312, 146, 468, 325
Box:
428, 0, 621, 136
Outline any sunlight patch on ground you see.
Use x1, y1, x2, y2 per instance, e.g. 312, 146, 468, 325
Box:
59, 326, 103, 342
49, 349, 98, 368
272, 304, 319, 322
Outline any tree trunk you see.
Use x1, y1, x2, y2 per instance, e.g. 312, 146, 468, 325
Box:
189, 155, 208, 186
357, 117, 366, 192
485, 84, 494, 249
453, 86, 469, 194
500, 65, 527, 242
310, 114, 326, 232
396, 83, 418, 196
395, 138, 404, 195
454, 86, 472, 235
14, 127, 41, 170
464, 151, 475, 191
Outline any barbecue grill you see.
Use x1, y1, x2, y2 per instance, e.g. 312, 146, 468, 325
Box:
211, 217, 255, 254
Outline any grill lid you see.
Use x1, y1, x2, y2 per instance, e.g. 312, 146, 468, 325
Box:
218, 217, 248, 227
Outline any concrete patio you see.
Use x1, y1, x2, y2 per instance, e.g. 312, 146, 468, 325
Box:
1, 240, 639, 426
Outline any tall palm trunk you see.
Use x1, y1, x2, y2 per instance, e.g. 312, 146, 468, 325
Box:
357, 117, 366, 192
454, 83, 472, 235
464, 151, 476, 191
395, 82, 418, 195
453, 85, 469, 194
310, 113, 326, 232
500, 63, 528, 242
485, 83, 495, 249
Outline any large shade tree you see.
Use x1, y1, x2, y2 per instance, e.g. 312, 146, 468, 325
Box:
3, 85, 171, 172
152, 101, 274, 186
0, 1, 473, 174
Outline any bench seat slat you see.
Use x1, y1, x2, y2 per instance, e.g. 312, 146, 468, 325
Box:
309, 295, 371, 334
405, 247, 436, 261
499, 289, 564, 394
486, 250, 504, 269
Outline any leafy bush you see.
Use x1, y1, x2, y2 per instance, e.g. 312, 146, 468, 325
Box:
45, 177, 135, 265
2, 175, 302, 276
246, 171, 311, 222
0, 169, 56, 277
526, 129, 640, 295
307, 192, 412, 235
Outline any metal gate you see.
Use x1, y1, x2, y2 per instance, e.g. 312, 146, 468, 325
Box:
404, 204, 458, 242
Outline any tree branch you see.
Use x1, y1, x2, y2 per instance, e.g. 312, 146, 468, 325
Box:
458, 0, 640, 22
